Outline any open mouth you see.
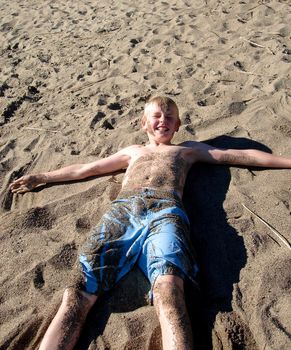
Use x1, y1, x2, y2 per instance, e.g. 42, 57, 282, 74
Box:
156, 127, 169, 132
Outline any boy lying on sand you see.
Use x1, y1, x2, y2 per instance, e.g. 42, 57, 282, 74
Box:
10, 96, 291, 350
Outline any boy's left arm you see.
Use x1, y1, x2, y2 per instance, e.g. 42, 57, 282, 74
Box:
189, 141, 291, 168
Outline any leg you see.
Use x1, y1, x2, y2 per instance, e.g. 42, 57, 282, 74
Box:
153, 275, 193, 350
39, 288, 97, 350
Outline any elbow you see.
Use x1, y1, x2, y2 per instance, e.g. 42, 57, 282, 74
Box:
70, 165, 92, 179
78, 164, 100, 178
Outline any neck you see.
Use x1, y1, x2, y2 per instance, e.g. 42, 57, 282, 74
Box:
147, 135, 173, 146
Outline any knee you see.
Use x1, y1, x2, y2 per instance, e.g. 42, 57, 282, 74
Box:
154, 275, 184, 293
153, 275, 185, 306
62, 288, 97, 309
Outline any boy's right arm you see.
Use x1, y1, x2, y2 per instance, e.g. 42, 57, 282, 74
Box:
9, 149, 131, 194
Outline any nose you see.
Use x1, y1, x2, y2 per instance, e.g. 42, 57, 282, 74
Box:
160, 113, 166, 122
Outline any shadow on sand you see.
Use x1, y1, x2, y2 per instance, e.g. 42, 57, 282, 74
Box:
183, 135, 271, 349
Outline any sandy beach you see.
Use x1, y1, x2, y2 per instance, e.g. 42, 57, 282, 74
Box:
0, 0, 290, 349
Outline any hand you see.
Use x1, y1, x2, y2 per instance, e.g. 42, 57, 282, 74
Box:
9, 175, 46, 194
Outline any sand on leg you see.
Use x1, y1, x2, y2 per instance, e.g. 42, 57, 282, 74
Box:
39, 288, 97, 350
153, 275, 193, 350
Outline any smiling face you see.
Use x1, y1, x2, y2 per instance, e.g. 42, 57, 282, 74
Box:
142, 100, 181, 145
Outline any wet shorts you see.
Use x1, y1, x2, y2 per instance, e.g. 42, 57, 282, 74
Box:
79, 188, 198, 296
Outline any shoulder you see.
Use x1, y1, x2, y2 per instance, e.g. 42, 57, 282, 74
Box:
118, 144, 145, 155
114, 144, 146, 163
178, 140, 209, 151
177, 140, 222, 164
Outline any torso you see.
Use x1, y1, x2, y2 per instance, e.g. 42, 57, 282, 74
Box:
121, 143, 198, 198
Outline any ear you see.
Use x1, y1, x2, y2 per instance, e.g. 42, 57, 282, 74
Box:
174, 119, 181, 132
141, 114, 147, 130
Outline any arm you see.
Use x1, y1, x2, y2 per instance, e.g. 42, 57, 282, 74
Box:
190, 141, 291, 168
9, 149, 131, 194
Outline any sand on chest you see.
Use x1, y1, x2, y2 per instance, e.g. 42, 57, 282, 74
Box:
121, 152, 190, 193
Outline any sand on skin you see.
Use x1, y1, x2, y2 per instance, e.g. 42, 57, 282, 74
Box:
0, 0, 290, 349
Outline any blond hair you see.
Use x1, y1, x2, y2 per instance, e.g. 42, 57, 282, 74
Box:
142, 95, 180, 124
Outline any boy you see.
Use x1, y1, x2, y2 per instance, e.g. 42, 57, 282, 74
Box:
10, 96, 291, 350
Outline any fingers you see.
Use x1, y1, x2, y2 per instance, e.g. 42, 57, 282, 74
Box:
9, 175, 45, 194
10, 184, 30, 194
9, 177, 24, 189
9, 176, 31, 193
9, 178, 25, 191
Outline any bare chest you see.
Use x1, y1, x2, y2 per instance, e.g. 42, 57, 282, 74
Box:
122, 146, 194, 192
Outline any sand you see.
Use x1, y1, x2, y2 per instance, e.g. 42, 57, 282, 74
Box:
0, 0, 290, 349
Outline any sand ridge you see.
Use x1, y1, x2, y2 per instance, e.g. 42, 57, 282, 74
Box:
1, 0, 291, 349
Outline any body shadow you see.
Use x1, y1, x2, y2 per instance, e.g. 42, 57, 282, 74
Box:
183, 135, 271, 349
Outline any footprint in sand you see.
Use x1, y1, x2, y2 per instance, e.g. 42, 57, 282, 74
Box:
1, 85, 41, 125
257, 256, 291, 347
23, 206, 55, 230
214, 312, 257, 349
33, 264, 45, 289
49, 243, 77, 270
0, 139, 16, 160
1, 96, 26, 125
228, 101, 248, 115
24, 136, 40, 152
97, 94, 109, 106
90, 111, 106, 129
76, 215, 91, 231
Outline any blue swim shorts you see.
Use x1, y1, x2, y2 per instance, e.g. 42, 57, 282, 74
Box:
79, 188, 198, 296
